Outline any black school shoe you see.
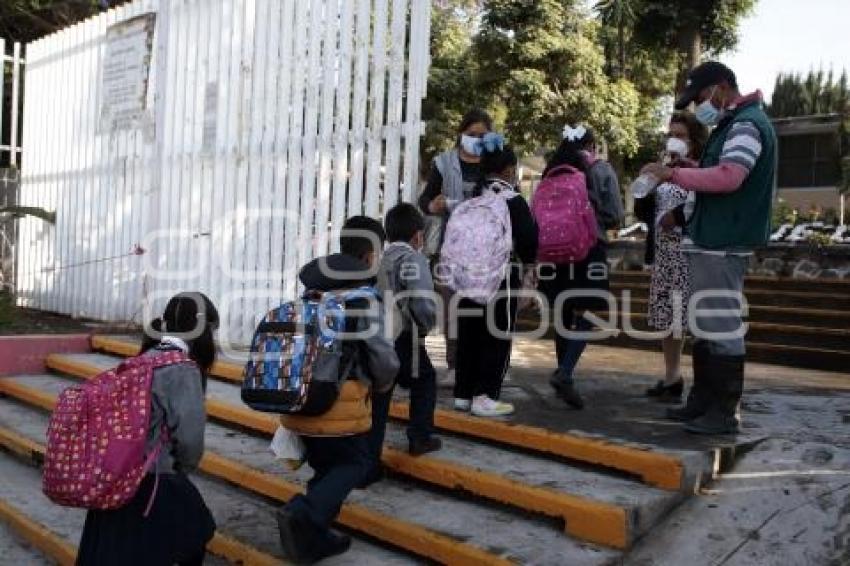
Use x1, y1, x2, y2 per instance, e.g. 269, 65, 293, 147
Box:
276, 508, 320, 564
646, 379, 684, 402
409, 436, 442, 456
276, 507, 352, 564
550, 369, 584, 410
314, 530, 352, 563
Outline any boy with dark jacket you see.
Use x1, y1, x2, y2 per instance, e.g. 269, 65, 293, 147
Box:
276, 216, 399, 564
363, 203, 441, 486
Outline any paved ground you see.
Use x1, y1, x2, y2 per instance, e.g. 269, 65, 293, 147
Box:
490, 337, 850, 565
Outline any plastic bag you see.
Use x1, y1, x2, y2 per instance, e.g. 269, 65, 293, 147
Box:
269, 425, 306, 471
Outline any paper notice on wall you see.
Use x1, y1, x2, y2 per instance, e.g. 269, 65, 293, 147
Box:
99, 13, 156, 133
202, 83, 218, 155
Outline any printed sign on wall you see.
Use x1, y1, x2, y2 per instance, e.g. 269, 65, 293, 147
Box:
99, 13, 156, 132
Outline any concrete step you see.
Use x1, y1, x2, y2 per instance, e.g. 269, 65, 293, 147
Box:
89, 337, 706, 492
44, 352, 692, 549
0, 393, 401, 565
0, 377, 621, 564
600, 334, 850, 373
515, 311, 850, 371
563, 297, 850, 330
602, 312, 850, 353
0, 513, 56, 566
609, 282, 850, 310
611, 270, 850, 294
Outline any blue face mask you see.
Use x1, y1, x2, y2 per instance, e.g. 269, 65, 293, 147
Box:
460, 134, 483, 157
695, 87, 721, 126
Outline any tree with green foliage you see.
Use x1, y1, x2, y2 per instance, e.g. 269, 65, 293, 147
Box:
591, 0, 756, 180
473, 0, 641, 157
769, 69, 849, 118
769, 69, 850, 195
0, 1, 112, 43
630, 0, 757, 90
421, 1, 486, 164
595, 0, 637, 80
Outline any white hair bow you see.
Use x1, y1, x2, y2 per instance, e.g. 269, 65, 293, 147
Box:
562, 124, 587, 142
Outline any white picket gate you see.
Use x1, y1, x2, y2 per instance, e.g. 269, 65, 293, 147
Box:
15, 0, 431, 345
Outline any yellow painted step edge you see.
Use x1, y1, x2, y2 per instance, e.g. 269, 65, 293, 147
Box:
48, 352, 633, 548
0, 426, 284, 565
90, 336, 685, 492
0, 499, 77, 566
0, 380, 514, 565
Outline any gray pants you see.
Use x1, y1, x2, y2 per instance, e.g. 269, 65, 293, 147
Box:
687, 252, 749, 357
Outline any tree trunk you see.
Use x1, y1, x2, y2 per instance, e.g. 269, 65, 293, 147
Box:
675, 24, 702, 95
617, 21, 626, 80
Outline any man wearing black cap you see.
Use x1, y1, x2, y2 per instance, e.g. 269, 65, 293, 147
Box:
642, 61, 777, 435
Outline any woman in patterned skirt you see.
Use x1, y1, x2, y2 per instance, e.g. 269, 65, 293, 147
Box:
635, 112, 708, 401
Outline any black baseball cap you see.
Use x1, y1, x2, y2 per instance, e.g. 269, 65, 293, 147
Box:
675, 61, 738, 110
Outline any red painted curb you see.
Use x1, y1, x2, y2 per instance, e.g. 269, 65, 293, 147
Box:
0, 334, 91, 376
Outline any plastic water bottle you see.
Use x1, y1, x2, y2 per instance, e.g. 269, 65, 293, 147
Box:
629, 173, 659, 199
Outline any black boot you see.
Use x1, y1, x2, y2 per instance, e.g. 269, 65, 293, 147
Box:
276, 507, 322, 564
665, 342, 711, 421
685, 355, 745, 435
312, 529, 352, 562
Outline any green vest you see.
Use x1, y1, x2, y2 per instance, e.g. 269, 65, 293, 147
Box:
688, 102, 777, 250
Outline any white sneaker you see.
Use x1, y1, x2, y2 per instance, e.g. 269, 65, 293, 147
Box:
471, 395, 514, 417
453, 398, 471, 412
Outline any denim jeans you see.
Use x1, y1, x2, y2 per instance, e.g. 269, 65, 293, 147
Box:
286, 434, 371, 530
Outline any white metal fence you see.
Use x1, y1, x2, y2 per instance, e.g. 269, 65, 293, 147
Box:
16, 0, 431, 344
1, 40, 24, 291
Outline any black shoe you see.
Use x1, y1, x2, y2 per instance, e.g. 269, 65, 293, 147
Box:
665, 400, 705, 422
312, 529, 352, 562
276, 508, 321, 564
646, 379, 684, 402
549, 370, 565, 393
558, 382, 584, 410
685, 410, 740, 435
356, 465, 385, 489
409, 436, 442, 456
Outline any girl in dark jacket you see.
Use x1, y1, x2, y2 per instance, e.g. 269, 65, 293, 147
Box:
451, 135, 539, 417
539, 133, 623, 410
76, 292, 219, 566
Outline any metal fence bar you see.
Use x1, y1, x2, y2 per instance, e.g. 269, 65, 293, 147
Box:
10, 42, 21, 168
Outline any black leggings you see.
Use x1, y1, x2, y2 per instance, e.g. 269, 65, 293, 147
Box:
454, 295, 518, 400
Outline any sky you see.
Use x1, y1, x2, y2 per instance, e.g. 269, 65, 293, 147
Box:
723, 0, 850, 101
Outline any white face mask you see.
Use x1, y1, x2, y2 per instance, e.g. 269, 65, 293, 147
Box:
695, 86, 721, 126
665, 137, 690, 160
460, 134, 483, 157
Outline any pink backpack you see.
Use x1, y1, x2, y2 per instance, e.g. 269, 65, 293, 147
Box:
531, 165, 598, 264
43, 350, 193, 513
439, 191, 513, 304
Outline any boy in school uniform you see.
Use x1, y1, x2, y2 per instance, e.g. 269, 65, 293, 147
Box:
363, 203, 441, 486
276, 216, 399, 564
